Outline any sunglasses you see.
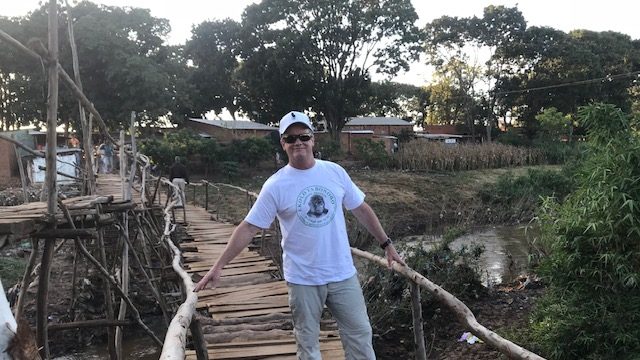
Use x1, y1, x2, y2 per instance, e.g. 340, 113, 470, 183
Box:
282, 133, 313, 144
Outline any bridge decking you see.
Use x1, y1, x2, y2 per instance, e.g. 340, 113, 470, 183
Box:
181, 204, 345, 359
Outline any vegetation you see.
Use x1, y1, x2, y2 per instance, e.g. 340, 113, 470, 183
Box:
139, 129, 275, 174
529, 104, 640, 359
362, 232, 485, 352
479, 168, 573, 223
354, 138, 392, 169
0, 255, 27, 288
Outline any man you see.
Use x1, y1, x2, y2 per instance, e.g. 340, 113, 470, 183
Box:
194, 111, 404, 359
169, 156, 189, 207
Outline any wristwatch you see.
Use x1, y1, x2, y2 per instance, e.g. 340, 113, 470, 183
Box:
380, 238, 392, 250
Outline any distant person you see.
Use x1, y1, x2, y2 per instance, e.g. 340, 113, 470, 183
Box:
194, 111, 405, 359
98, 141, 114, 173
169, 156, 189, 207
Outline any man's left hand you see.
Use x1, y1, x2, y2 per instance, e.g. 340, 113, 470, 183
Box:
384, 244, 405, 269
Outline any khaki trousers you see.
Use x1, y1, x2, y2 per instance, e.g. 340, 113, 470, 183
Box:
288, 274, 375, 360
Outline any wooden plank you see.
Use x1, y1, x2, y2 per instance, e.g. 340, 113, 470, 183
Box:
210, 306, 291, 320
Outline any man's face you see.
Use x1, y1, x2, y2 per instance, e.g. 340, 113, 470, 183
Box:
281, 123, 314, 166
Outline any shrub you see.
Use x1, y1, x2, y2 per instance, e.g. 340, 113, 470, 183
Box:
530, 104, 640, 359
362, 235, 485, 347
315, 139, 343, 160
354, 138, 392, 168
221, 137, 273, 166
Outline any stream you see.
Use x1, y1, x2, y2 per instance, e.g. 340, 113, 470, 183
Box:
404, 225, 536, 286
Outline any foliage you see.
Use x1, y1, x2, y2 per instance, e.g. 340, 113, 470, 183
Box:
535, 107, 572, 139
234, 0, 423, 142
220, 161, 239, 181
139, 129, 211, 170
184, 19, 244, 119
315, 139, 343, 161
424, 6, 527, 140
530, 104, 640, 359
220, 137, 273, 166
399, 141, 544, 171
360, 81, 429, 123
0, 2, 185, 130
362, 237, 485, 343
531, 138, 584, 165
479, 168, 573, 223
497, 28, 640, 132
353, 138, 392, 169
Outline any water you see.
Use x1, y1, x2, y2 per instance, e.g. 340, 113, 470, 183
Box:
51, 317, 164, 360
403, 225, 535, 286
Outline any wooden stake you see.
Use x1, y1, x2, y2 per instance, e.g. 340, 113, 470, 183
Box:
410, 282, 427, 360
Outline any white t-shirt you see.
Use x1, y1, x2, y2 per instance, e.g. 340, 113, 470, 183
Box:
245, 160, 365, 285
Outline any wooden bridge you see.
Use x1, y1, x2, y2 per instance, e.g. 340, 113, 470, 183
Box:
179, 203, 345, 359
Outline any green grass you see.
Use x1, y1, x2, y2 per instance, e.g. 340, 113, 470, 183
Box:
0, 256, 27, 288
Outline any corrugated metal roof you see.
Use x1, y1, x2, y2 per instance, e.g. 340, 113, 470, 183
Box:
345, 117, 412, 126
188, 118, 278, 131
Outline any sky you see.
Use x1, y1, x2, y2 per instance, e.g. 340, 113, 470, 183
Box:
2, 0, 639, 99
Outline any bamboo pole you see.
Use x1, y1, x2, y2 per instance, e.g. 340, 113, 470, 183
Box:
350, 248, 546, 360
0, 134, 43, 157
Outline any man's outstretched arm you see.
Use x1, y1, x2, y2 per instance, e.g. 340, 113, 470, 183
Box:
193, 220, 262, 291
350, 202, 405, 268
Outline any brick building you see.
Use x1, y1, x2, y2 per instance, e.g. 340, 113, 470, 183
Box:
344, 117, 413, 135
184, 118, 278, 143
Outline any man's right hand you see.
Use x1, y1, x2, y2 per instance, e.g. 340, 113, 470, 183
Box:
193, 267, 222, 292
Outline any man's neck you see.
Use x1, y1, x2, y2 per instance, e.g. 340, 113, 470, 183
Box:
289, 158, 316, 170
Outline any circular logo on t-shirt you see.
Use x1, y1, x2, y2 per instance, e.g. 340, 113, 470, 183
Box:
296, 185, 337, 227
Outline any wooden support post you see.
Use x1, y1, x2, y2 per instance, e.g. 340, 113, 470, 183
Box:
204, 181, 209, 211
15, 238, 39, 321
96, 204, 117, 359
65, 0, 94, 195
14, 145, 29, 204
410, 282, 427, 360
37, 2, 59, 357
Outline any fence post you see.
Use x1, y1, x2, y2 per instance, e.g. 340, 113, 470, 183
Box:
193, 184, 197, 205
410, 281, 427, 360
205, 181, 209, 211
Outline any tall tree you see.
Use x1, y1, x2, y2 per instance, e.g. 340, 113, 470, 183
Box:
424, 6, 527, 140
360, 81, 427, 122
235, 0, 422, 141
185, 19, 243, 119
0, 1, 183, 130
496, 27, 640, 136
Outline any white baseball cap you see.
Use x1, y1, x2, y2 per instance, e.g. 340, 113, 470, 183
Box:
279, 111, 313, 135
